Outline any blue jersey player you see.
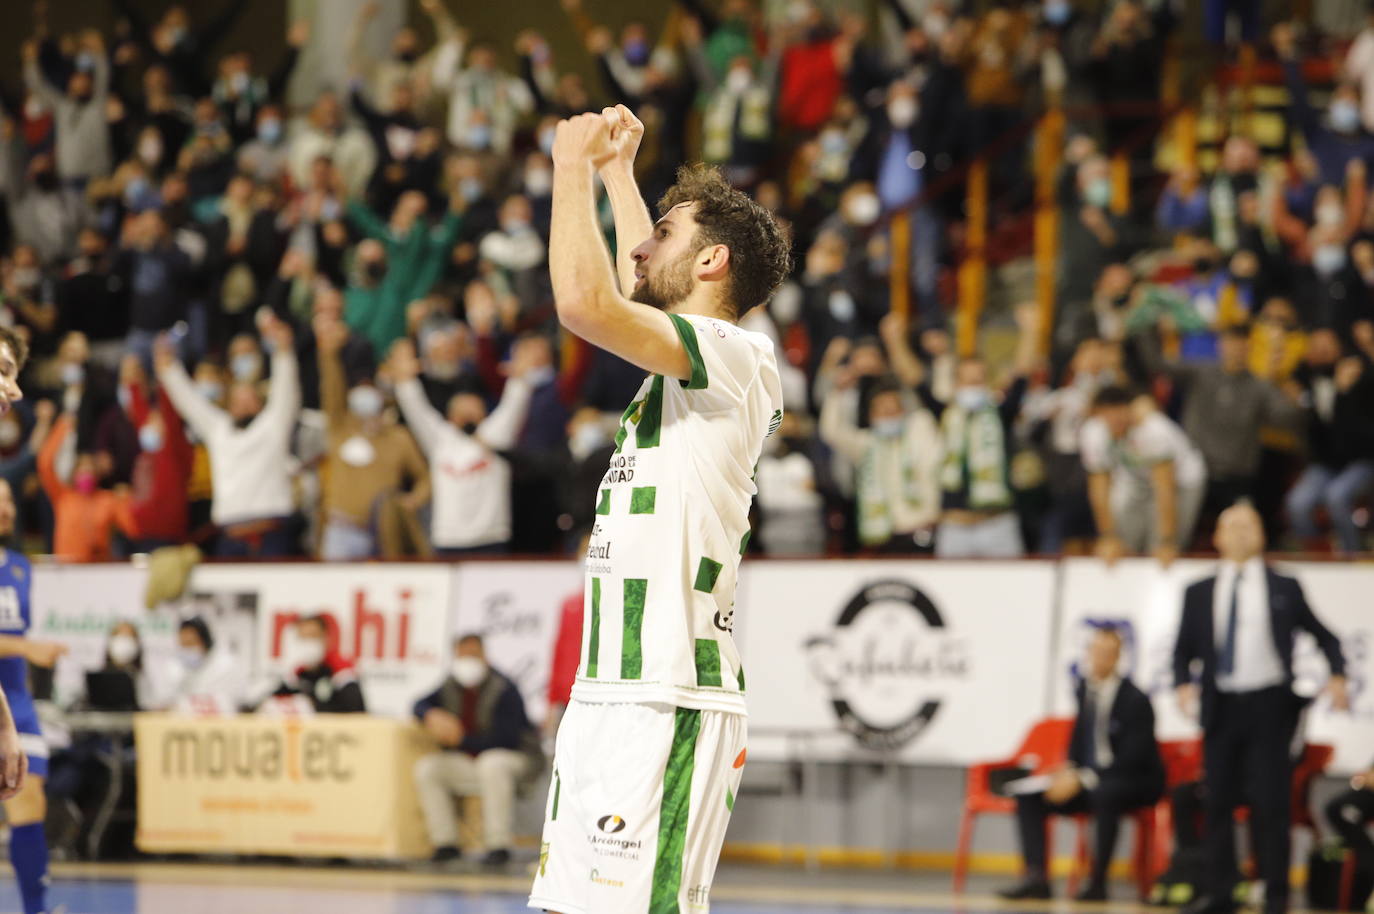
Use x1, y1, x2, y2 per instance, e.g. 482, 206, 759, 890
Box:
0, 327, 67, 914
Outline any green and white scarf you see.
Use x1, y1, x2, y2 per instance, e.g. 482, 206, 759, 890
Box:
939, 405, 1012, 511
856, 426, 927, 547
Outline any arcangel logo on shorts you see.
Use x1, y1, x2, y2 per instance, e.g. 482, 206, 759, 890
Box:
596, 814, 627, 834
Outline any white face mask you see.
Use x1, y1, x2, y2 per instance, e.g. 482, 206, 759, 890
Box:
887, 96, 918, 129
956, 387, 993, 412
293, 637, 326, 669
871, 417, 904, 438
1316, 203, 1344, 227
0, 420, 20, 449
178, 647, 206, 670
1313, 244, 1348, 277
61, 362, 85, 388
348, 385, 384, 418
726, 67, 753, 93
525, 168, 553, 196
570, 423, 609, 461
108, 634, 140, 666
139, 424, 164, 453
451, 656, 487, 688
845, 192, 881, 226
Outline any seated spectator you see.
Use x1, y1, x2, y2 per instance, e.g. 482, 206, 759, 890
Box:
263, 615, 365, 714
157, 617, 247, 714
156, 316, 301, 557
1324, 762, 1374, 910
413, 634, 542, 867
390, 337, 533, 555
37, 405, 134, 563
1276, 23, 1374, 187
1000, 626, 1165, 901
94, 622, 151, 707
1284, 331, 1374, 553
1081, 386, 1207, 564
314, 317, 430, 560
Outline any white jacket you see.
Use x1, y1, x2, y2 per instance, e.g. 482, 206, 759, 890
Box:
395, 376, 532, 548
160, 349, 301, 526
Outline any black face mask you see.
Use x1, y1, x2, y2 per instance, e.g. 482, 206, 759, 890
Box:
780, 435, 808, 454
233, 416, 254, 430
396, 49, 420, 64
34, 171, 59, 193
1193, 257, 1216, 275
460, 421, 479, 436
365, 261, 387, 282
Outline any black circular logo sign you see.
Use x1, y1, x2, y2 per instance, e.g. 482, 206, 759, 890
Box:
805, 579, 967, 751
596, 814, 627, 834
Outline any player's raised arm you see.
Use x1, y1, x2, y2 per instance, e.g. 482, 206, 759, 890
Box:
598, 105, 652, 296
548, 112, 691, 382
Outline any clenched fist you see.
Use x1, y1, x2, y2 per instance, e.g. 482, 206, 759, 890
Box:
600, 104, 644, 170
551, 112, 616, 170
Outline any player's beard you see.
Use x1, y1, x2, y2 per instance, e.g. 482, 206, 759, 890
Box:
629, 247, 696, 311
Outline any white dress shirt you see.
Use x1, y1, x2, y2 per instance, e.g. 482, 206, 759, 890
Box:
1213, 557, 1285, 693
1076, 673, 1120, 790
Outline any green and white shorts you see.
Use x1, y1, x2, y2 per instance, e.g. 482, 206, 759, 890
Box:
528, 700, 747, 914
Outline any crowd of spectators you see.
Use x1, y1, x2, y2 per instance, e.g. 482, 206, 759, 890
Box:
0, 0, 1372, 562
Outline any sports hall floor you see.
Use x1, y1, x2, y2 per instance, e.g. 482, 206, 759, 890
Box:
0, 862, 1296, 914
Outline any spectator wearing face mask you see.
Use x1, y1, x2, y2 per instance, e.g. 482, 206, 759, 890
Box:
685, 16, 781, 187
156, 617, 247, 714
349, 0, 459, 114
757, 410, 828, 555
822, 352, 943, 553
1059, 154, 1128, 326
345, 189, 464, 360
924, 305, 1042, 558
56, 229, 130, 369
288, 93, 378, 200
2, 246, 59, 361
390, 337, 532, 555
556, 407, 617, 539
413, 634, 543, 867
314, 316, 429, 560
156, 317, 301, 557
0, 144, 82, 267
1276, 23, 1374, 187
478, 194, 547, 312
115, 209, 193, 369
37, 411, 134, 563
235, 105, 292, 185
116, 354, 193, 552
265, 615, 365, 714
432, 38, 535, 155
21, 32, 111, 188
210, 22, 307, 146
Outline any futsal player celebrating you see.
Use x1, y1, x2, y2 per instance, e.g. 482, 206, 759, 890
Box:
528, 106, 790, 914
0, 325, 69, 914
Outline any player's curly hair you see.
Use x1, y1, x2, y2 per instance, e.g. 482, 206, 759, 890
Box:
0, 326, 29, 372
658, 165, 792, 320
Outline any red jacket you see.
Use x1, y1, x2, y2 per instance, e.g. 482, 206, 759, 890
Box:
547, 590, 583, 707
779, 39, 844, 131
124, 382, 193, 542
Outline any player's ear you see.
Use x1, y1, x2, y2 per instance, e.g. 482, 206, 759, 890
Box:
696, 243, 730, 282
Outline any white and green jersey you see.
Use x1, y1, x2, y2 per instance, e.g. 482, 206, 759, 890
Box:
572, 312, 783, 716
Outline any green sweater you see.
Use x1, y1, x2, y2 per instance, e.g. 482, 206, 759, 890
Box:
345, 200, 463, 358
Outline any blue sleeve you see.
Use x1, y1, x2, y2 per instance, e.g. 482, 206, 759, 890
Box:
412, 687, 442, 721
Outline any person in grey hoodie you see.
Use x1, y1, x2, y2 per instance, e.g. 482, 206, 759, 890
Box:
21, 33, 111, 188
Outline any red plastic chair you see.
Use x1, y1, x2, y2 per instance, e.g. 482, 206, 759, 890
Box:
1066, 739, 1203, 899
953, 717, 1075, 893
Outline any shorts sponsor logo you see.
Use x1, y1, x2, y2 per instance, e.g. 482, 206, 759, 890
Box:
687, 884, 711, 908
590, 868, 624, 888
804, 579, 969, 752
596, 814, 627, 834
588, 814, 641, 859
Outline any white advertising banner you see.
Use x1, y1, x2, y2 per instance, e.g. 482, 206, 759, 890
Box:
737, 561, 1058, 764
29, 563, 166, 707
226, 563, 453, 719
449, 561, 582, 726
1053, 558, 1374, 774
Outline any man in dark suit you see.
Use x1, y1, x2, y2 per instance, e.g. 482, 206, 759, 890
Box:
1174, 503, 1349, 914
1001, 626, 1166, 900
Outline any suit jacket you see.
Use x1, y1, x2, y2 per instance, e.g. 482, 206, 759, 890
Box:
1069, 676, 1165, 799
1172, 566, 1345, 728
